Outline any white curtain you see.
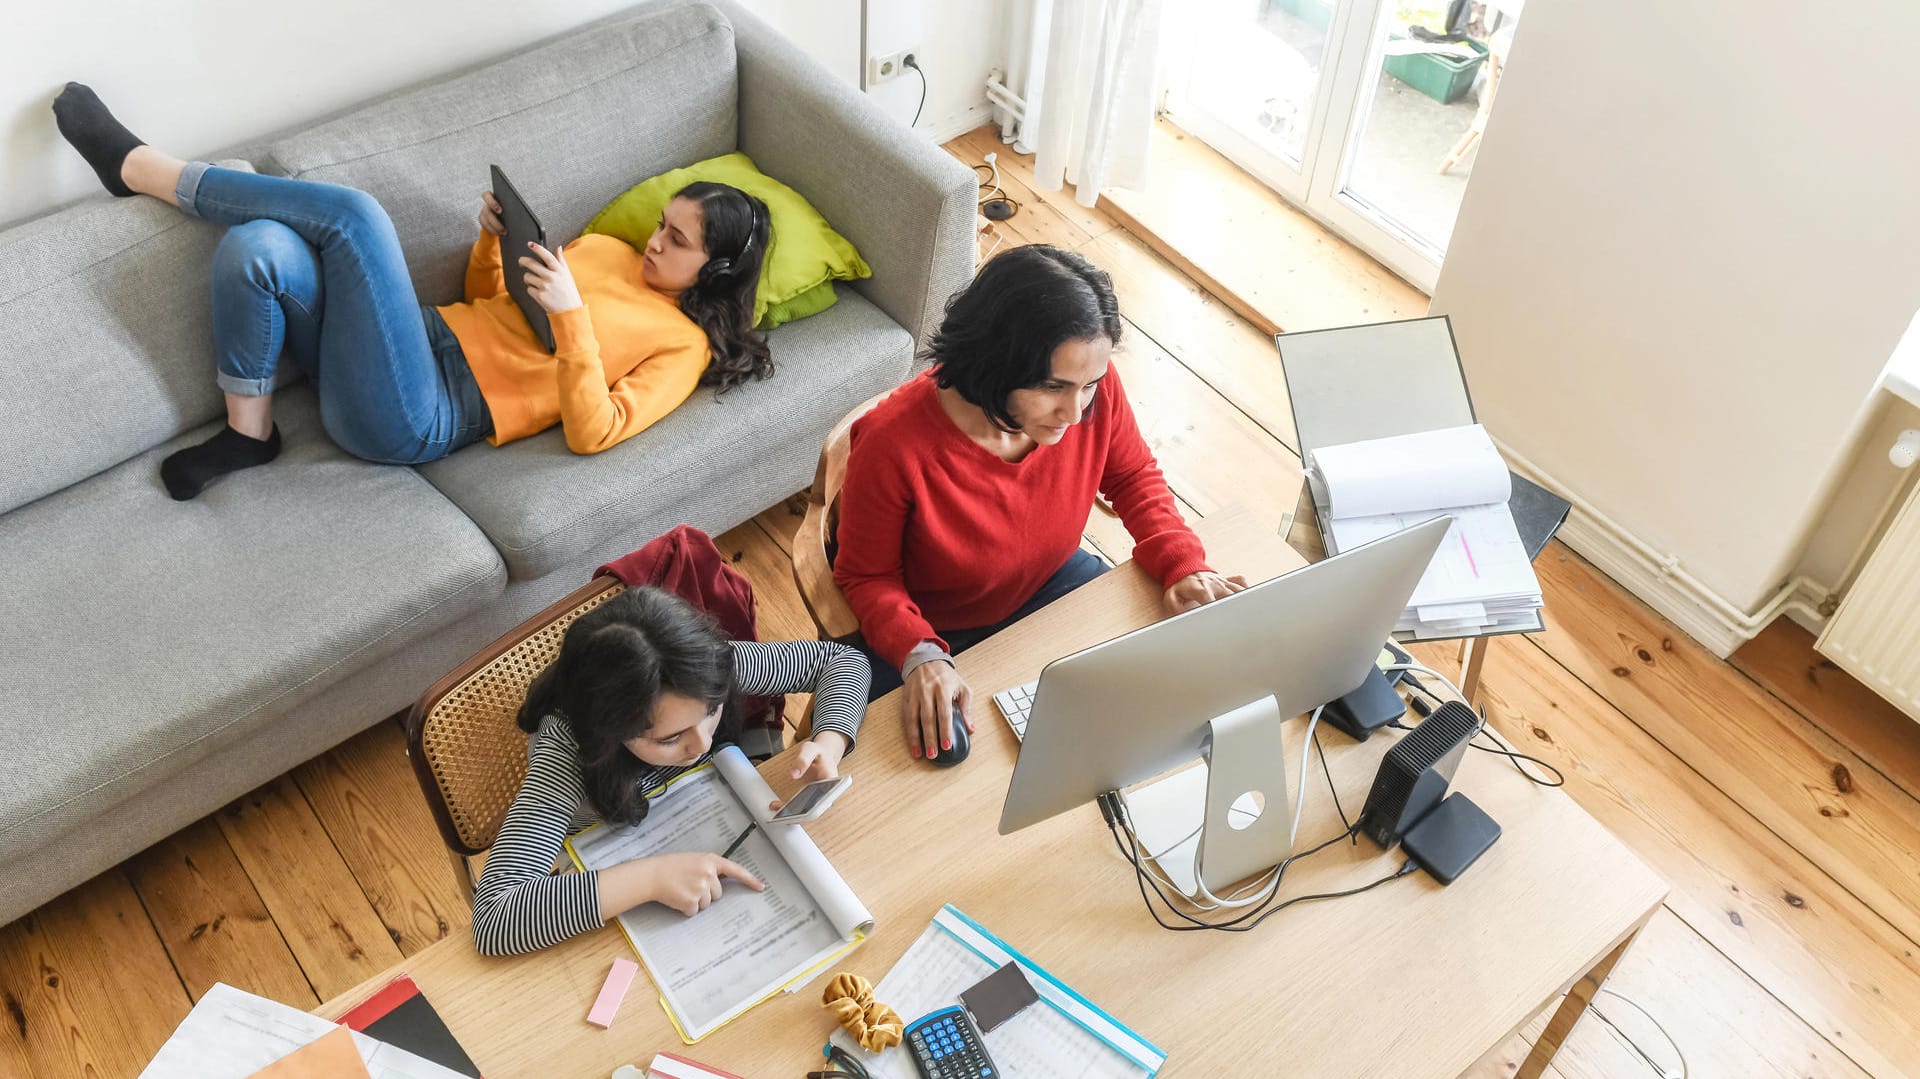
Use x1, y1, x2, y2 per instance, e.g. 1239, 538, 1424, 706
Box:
996, 0, 1166, 208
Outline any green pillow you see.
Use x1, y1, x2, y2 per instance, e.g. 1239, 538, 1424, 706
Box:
583, 152, 871, 330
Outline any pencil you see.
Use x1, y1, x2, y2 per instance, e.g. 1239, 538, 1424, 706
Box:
721, 821, 757, 860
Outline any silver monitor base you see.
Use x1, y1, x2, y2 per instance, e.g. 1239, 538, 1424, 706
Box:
1123, 695, 1294, 897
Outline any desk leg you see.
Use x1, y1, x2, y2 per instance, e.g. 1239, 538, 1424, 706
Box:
1515, 926, 1641, 1079
1459, 637, 1489, 703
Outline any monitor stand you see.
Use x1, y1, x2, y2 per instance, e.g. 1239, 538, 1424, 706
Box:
1122, 695, 1293, 898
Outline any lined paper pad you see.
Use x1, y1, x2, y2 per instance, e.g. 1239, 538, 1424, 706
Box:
833, 905, 1165, 1078
568, 746, 872, 1043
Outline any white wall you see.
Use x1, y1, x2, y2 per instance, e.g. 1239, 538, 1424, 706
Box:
1430, 0, 1920, 622
864, 0, 1002, 142
0, 0, 989, 227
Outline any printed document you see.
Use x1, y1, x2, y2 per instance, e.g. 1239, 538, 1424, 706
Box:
568, 746, 872, 1042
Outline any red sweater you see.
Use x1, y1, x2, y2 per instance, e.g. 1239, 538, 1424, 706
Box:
834, 367, 1210, 670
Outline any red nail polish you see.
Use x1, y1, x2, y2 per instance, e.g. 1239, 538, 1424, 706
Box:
942, 741, 952, 750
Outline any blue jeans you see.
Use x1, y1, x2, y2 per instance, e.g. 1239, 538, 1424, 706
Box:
178, 163, 491, 464
850, 548, 1111, 702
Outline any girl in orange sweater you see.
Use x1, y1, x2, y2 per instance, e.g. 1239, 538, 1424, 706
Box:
53, 82, 772, 500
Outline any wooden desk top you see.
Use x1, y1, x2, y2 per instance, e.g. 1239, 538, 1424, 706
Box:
320, 509, 1665, 1078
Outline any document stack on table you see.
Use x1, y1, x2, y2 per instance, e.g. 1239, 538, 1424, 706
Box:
1309, 423, 1543, 638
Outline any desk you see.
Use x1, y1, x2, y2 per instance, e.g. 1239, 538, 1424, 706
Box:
319, 509, 1664, 1078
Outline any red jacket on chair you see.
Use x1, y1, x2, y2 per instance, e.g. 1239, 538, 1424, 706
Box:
596, 525, 786, 747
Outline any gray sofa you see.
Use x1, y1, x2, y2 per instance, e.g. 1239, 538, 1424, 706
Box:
0, 0, 974, 924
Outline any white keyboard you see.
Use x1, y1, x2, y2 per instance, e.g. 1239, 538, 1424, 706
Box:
991, 680, 1039, 741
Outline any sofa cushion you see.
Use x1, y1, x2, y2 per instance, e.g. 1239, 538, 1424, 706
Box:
418, 286, 913, 579
0, 388, 506, 863
265, 2, 738, 307
582, 151, 873, 329
0, 161, 258, 515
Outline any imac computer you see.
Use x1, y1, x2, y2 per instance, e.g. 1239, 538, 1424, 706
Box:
997, 516, 1448, 895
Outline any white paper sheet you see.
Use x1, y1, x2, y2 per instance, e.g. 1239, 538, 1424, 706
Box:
832, 906, 1162, 1079
1333, 504, 1541, 612
568, 746, 870, 1041
138, 982, 471, 1079
1309, 424, 1511, 519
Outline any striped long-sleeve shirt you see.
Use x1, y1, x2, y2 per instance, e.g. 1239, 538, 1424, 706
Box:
472, 639, 870, 956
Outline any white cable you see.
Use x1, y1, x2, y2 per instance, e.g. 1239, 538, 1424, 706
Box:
1116, 794, 1280, 910
1592, 988, 1689, 1079
1288, 704, 1325, 848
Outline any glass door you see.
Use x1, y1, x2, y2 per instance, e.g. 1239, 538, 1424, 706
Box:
1165, 0, 1522, 292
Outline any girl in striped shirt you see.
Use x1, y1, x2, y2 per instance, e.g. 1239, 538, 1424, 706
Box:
473, 586, 870, 956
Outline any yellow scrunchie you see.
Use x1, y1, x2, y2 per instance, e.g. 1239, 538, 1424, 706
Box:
821, 972, 903, 1052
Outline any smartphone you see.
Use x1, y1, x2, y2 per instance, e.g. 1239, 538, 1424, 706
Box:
767, 775, 852, 824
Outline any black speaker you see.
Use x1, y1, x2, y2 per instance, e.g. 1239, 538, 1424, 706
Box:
1358, 700, 1478, 848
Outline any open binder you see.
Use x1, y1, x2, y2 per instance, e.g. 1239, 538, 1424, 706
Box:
565, 746, 872, 1042
1276, 315, 1569, 642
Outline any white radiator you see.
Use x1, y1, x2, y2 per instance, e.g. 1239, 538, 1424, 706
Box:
1818, 476, 1920, 722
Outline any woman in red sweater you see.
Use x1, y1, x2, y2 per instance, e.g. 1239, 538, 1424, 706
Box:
833, 245, 1246, 760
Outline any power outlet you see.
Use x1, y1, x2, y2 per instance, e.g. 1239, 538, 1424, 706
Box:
867, 45, 922, 85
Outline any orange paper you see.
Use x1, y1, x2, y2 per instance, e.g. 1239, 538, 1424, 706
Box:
244, 1026, 372, 1079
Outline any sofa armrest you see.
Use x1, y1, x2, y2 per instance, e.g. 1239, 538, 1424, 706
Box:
719, 0, 976, 357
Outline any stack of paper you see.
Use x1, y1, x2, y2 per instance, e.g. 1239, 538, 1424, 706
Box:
1309, 423, 1543, 638
139, 983, 474, 1079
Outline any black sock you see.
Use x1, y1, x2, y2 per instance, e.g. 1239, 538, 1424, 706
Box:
160, 425, 282, 501
52, 82, 145, 198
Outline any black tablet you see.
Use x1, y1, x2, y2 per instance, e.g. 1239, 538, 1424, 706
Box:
489, 164, 556, 353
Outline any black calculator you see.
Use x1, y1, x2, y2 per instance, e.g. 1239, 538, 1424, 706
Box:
903, 1005, 999, 1079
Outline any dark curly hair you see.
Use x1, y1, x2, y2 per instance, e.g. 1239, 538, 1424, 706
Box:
675, 181, 775, 394
926, 244, 1122, 432
516, 587, 742, 826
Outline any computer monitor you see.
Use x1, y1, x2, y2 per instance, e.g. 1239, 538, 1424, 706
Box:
997, 516, 1449, 893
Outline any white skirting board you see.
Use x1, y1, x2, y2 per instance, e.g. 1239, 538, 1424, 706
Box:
1493, 440, 1815, 659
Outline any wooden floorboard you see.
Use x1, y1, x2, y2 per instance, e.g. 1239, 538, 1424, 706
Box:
1085, 228, 1299, 452
1463, 633, 1920, 1077
0, 871, 191, 1078
293, 720, 469, 957
215, 777, 406, 1002
948, 126, 1120, 243
1527, 546, 1920, 950
1733, 617, 1920, 802
123, 817, 317, 1007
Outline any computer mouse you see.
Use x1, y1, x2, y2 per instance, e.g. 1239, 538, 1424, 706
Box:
928, 707, 970, 767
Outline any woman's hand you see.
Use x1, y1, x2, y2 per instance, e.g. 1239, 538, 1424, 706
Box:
1164, 570, 1249, 614
639, 851, 763, 917
519, 241, 583, 313
903, 661, 972, 760
477, 191, 506, 236
769, 731, 849, 812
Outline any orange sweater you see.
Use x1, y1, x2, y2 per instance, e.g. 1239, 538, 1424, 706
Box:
436, 233, 711, 454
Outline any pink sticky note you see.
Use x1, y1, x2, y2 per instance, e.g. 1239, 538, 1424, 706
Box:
588, 957, 640, 1028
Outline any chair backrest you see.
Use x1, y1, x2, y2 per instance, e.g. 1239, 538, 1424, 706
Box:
791, 391, 891, 640
406, 576, 625, 855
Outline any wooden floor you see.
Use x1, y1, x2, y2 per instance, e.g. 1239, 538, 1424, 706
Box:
4, 128, 1917, 1079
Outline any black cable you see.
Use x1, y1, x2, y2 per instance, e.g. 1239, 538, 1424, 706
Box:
1398, 683, 1564, 787
1312, 726, 1356, 841
1108, 808, 1383, 933
1469, 727, 1566, 787
905, 56, 927, 127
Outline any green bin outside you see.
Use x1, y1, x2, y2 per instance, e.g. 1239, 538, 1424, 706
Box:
1383, 37, 1487, 105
